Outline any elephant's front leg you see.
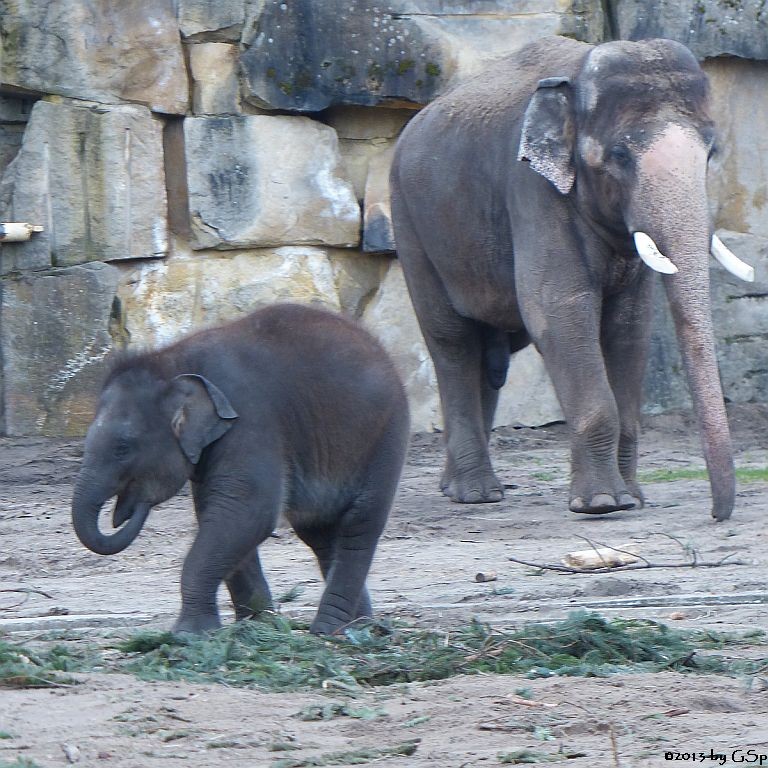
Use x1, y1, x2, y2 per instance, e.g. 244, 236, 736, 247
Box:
174, 477, 280, 634
601, 274, 655, 508
523, 289, 636, 514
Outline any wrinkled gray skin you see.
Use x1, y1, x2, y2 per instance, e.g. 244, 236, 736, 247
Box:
390, 35, 735, 520
72, 304, 410, 634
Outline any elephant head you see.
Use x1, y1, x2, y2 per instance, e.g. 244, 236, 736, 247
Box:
517, 39, 752, 521
72, 366, 238, 555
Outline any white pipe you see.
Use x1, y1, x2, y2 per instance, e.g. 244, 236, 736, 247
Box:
711, 234, 755, 282
0, 223, 44, 242
633, 232, 679, 275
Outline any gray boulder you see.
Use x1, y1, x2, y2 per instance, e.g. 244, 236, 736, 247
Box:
612, 1, 768, 61
0, 101, 168, 274
240, 0, 603, 111
184, 115, 360, 249
0, 262, 119, 436
0, 0, 188, 114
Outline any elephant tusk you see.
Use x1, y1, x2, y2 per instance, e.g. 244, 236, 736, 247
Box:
633, 232, 679, 275
711, 234, 755, 282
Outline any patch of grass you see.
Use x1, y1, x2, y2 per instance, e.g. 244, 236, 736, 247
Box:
271, 740, 419, 767
0, 639, 92, 689
294, 702, 386, 722
108, 611, 765, 693
640, 467, 768, 483
499, 751, 563, 764
0, 759, 44, 768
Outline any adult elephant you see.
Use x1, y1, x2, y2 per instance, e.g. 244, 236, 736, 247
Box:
390, 35, 753, 521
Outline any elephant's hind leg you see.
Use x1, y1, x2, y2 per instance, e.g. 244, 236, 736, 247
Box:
226, 548, 273, 619
295, 523, 373, 623
305, 426, 405, 635
433, 322, 505, 503
424, 306, 504, 502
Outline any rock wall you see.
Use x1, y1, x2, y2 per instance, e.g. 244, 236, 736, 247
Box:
0, 0, 766, 435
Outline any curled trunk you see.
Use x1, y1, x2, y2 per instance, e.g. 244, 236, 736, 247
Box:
72, 476, 151, 555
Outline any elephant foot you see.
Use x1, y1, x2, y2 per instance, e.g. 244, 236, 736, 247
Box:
441, 470, 504, 503
172, 613, 221, 635
570, 492, 637, 515
310, 614, 353, 636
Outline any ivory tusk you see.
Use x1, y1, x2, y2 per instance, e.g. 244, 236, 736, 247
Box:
711, 234, 755, 282
633, 232, 679, 275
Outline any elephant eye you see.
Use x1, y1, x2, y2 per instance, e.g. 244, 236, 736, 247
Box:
114, 440, 132, 460
609, 143, 632, 168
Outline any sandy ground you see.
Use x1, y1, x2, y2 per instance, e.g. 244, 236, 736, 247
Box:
2, 405, 768, 767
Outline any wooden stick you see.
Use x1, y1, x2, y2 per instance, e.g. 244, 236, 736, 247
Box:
507, 553, 744, 574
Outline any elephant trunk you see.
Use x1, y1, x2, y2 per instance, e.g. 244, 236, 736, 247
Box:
662, 261, 735, 521
72, 473, 151, 555
629, 123, 734, 520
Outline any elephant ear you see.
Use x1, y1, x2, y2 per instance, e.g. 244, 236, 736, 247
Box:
517, 76, 575, 195
169, 374, 239, 464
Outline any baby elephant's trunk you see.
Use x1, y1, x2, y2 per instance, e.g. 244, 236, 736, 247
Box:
71, 478, 151, 555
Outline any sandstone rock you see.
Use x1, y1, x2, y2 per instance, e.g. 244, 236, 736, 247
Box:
0, 95, 34, 124
0, 101, 168, 274
497, 347, 563, 428
338, 138, 392, 203
179, 0, 247, 40
613, 1, 768, 61
643, 277, 691, 414
240, 1, 603, 111
189, 43, 242, 115
0, 96, 30, 181
362, 260, 440, 431
705, 58, 768, 239
329, 106, 413, 203
362, 259, 562, 431
0, 262, 119, 436
184, 115, 360, 249
363, 146, 396, 252
116, 245, 384, 349
0, 1, 188, 114
324, 106, 414, 140
710, 230, 768, 405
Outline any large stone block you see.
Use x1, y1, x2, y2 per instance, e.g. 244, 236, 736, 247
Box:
179, 0, 247, 40
329, 106, 413, 202
188, 43, 242, 115
612, 1, 768, 61
362, 260, 562, 431
116, 245, 384, 348
0, 101, 169, 274
711, 231, 768, 405
705, 58, 768, 239
240, 1, 604, 111
184, 115, 360, 249
0, 1, 188, 114
362, 146, 396, 253
0, 262, 119, 436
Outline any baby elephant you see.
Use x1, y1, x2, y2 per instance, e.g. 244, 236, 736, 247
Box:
72, 303, 410, 635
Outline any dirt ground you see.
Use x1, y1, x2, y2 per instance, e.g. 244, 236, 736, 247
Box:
2, 405, 768, 767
